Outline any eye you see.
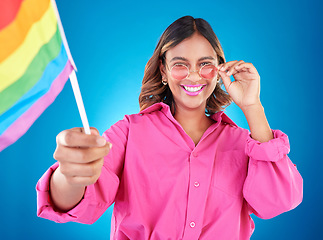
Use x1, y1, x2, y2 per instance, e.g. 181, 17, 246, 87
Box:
200, 62, 212, 67
173, 62, 188, 67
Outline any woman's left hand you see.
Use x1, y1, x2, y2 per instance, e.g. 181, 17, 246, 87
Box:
218, 60, 261, 111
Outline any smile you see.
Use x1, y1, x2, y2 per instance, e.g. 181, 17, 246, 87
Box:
181, 84, 206, 96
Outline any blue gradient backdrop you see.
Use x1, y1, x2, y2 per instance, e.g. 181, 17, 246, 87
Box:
0, 0, 322, 239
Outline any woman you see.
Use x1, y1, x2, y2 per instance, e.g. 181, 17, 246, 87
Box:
37, 16, 303, 239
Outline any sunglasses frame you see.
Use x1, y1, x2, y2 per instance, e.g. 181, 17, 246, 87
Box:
168, 63, 218, 80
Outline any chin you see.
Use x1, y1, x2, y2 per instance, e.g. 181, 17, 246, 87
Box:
175, 97, 207, 112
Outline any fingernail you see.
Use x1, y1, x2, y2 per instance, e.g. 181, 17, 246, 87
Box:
221, 67, 225, 71
108, 142, 113, 149
97, 137, 106, 146
226, 72, 231, 76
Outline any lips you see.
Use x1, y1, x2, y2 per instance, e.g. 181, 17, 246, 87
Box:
180, 84, 206, 96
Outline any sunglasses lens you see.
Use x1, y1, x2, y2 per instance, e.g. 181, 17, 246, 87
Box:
171, 65, 188, 80
200, 65, 217, 79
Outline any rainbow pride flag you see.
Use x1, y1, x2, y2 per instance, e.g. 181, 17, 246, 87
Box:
0, 0, 77, 152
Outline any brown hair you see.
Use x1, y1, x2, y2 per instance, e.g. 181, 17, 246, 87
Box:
139, 16, 232, 115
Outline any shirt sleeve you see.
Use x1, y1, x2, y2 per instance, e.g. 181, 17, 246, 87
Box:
242, 129, 303, 219
36, 116, 130, 224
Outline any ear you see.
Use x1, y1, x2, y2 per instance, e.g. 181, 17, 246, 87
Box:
159, 60, 167, 79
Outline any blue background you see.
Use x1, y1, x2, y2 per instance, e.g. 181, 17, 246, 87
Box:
0, 0, 322, 239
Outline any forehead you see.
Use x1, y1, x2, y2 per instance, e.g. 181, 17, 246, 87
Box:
165, 33, 217, 61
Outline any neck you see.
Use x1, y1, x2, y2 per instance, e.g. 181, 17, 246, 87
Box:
173, 104, 213, 145
174, 106, 205, 127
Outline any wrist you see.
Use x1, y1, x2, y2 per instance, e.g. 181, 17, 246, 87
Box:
240, 100, 263, 115
50, 167, 86, 212
241, 102, 273, 142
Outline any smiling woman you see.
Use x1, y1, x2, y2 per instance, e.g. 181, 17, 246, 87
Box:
160, 33, 221, 117
139, 17, 231, 115
36, 15, 303, 240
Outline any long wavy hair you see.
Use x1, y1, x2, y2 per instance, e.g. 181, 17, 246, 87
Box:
139, 16, 232, 115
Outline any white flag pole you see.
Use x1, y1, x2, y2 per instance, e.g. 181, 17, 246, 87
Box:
51, 0, 90, 134
69, 71, 91, 135
51, 0, 77, 70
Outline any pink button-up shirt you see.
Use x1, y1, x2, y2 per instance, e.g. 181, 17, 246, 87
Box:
36, 102, 303, 240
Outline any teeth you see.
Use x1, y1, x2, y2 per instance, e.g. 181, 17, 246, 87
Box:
183, 85, 203, 92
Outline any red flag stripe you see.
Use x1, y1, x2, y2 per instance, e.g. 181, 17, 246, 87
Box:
0, 0, 24, 30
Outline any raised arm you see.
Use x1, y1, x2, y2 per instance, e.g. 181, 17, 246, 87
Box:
218, 61, 303, 218
218, 60, 273, 142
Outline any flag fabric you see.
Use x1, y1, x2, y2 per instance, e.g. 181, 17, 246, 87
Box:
0, 0, 76, 152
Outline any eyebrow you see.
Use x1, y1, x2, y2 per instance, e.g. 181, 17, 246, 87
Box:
170, 56, 216, 62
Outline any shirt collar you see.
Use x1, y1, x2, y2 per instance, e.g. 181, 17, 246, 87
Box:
210, 111, 238, 127
139, 102, 167, 115
139, 102, 237, 127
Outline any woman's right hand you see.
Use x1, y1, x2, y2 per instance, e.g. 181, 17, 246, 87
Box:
50, 127, 111, 212
53, 127, 111, 187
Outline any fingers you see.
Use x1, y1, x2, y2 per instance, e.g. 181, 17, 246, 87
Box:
53, 127, 112, 187
235, 62, 258, 75
57, 158, 104, 186
54, 142, 111, 163
218, 70, 232, 92
218, 60, 246, 91
54, 126, 112, 164
59, 158, 104, 178
57, 127, 107, 148
219, 61, 257, 76
219, 60, 242, 76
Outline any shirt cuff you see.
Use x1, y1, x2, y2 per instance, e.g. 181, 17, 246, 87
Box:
245, 129, 290, 162
36, 163, 97, 224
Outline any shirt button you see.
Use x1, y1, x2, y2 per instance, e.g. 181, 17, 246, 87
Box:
192, 152, 198, 157
190, 221, 196, 228
194, 181, 200, 187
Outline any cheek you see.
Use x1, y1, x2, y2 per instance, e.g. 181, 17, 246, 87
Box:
167, 78, 182, 91
169, 84, 183, 98
206, 79, 217, 94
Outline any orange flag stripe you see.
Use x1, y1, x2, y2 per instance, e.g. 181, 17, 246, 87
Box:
0, 0, 50, 63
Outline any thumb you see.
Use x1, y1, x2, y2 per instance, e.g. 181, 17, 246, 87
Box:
219, 71, 232, 92
90, 127, 100, 136
71, 127, 100, 135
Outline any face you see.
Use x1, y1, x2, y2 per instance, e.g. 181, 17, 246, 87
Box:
160, 32, 218, 113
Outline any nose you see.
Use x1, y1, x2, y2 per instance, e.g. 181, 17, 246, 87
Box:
188, 69, 201, 81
